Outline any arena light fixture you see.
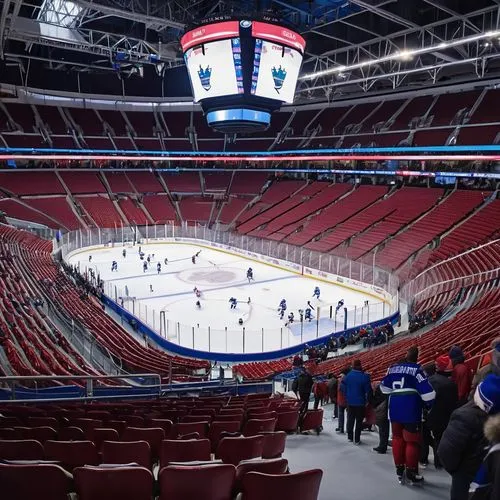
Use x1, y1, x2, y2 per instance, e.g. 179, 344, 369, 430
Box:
300, 30, 500, 81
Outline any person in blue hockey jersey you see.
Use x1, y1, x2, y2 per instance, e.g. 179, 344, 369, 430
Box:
246, 267, 254, 283
278, 299, 287, 320
305, 307, 313, 322
229, 297, 237, 310
313, 286, 320, 299
336, 299, 345, 314
381, 346, 436, 485
111, 260, 118, 272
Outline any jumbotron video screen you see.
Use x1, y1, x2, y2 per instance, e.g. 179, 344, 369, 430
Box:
180, 19, 305, 132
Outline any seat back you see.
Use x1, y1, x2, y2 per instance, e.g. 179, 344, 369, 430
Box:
241, 469, 323, 500
57, 426, 85, 441
27, 417, 59, 429
275, 411, 300, 432
235, 458, 288, 494
0, 463, 72, 500
150, 419, 173, 438
208, 421, 241, 453
172, 421, 208, 439
106, 420, 127, 436
260, 432, 287, 459
247, 412, 277, 421
160, 439, 211, 468
101, 440, 151, 469
159, 464, 236, 500
216, 435, 264, 465
121, 427, 165, 460
74, 465, 153, 500
29, 426, 57, 444
243, 418, 276, 437
92, 428, 119, 451
182, 415, 213, 424
70, 418, 103, 439
0, 439, 44, 460
44, 440, 99, 471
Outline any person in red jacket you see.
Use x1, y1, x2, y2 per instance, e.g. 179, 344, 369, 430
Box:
336, 368, 349, 434
449, 346, 473, 406
313, 380, 329, 409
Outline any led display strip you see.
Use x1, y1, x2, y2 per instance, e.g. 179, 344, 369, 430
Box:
180, 21, 240, 52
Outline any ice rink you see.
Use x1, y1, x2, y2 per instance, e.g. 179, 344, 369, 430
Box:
67, 243, 387, 354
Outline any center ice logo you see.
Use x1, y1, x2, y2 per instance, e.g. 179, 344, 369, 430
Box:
272, 65, 287, 94
187, 270, 236, 284
198, 65, 212, 91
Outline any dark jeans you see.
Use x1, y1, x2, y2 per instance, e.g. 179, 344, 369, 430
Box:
313, 396, 323, 410
346, 405, 365, 443
450, 473, 474, 500
299, 392, 310, 416
377, 419, 390, 451
420, 422, 435, 463
337, 406, 346, 432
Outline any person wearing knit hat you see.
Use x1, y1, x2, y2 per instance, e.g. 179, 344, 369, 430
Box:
472, 338, 500, 394
438, 375, 500, 500
449, 345, 473, 406
421, 355, 459, 469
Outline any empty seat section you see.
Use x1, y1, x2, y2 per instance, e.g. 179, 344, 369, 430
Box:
469, 88, 500, 123
259, 110, 292, 137
286, 186, 386, 247
430, 91, 480, 126
162, 112, 189, 138
204, 172, 231, 192
3, 134, 45, 148
100, 110, 127, 136
125, 112, 156, 137
163, 172, 201, 193
265, 183, 353, 241
230, 172, 268, 195
376, 190, 486, 270
5, 103, 36, 132
113, 137, 135, 150
77, 195, 122, 227
69, 109, 103, 135
0, 172, 64, 195
341, 102, 376, 131
344, 187, 442, 260
290, 109, 319, 136
118, 198, 148, 225
36, 105, 67, 134
218, 197, 250, 224
25, 197, 81, 230
390, 96, 433, 130
135, 138, 162, 150
372, 132, 408, 146
413, 128, 453, 146
84, 137, 114, 149
143, 195, 177, 223
178, 197, 213, 222
0, 199, 61, 227
457, 125, 499, 145
59, 172, 106, 194
51, 136, 78, 148
316, 105, 352, 134
362, 99, 406, 131
126, 171, 163, 193
105, 172, 135, 193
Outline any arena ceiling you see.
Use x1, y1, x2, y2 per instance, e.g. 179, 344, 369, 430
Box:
1, 0, 500, 103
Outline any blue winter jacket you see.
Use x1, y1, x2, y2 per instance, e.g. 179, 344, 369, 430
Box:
341, 369, 372, 407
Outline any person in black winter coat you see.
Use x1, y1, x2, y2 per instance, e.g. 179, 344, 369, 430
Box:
295, 367, 314, 416
372, 383, 389, 454
470, 413, 500, 500
423, 355, 458, 468
438, 374, 500, 500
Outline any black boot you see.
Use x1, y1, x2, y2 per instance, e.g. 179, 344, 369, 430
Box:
405, 468, 424, 486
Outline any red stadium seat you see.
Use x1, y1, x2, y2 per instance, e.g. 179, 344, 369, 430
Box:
92, 428, 119, 451
159, 464, 236, 500
44, 440, 99, 471
208, 421, 242, 452
74, 465, 153, 500
159, 438, 211, 467
0, 439, 44, 460
121, 427, 165, 461
234, 458, 289, 495
172, 421, 209, 439
259, 431, 287, 458
216, 435, 265, 465
0, 463, 73, 500
243, 418, 276, 437
241, 469, 323, 500
275, 411, 300, 432
101, 440, 151, 469
57, 426, 85, 441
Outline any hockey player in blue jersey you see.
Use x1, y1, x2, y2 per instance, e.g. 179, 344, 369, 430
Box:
157, 262, 161, 274
381, 346, 436, 485
304, 307, 313, 322
313, 286, 320, 299
143, 261, 148, 273
246, 267, 254, 283
229, 297, 237, 310
335, 299, 345, 314
111, 260, 118, 272
278, 299, 287, 320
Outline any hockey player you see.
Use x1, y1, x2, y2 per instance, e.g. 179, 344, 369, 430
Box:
285, 312, 294, 326
193, 287, 201, 298
196, 250, 202, 257
196, 300, 201, 309
143, 261, 148, 273
147, 255, 151, 264
139, 251, 145, 260
88, 255, 92, 262
305, 307, 313, 322
380, 346, 436, 485
247, 297, 251, 304
150, 284, 153, 293
229, 297, 237, 310
246, 268, 254, 283
313, 286, 321, 299
278, 299, 287, 320
192, 255, 196, 264
111, 260, 118, 272
156, 262, 161, 274
164, 257, 168, 265
122, 248, 126, 258
336, 299, 345, 314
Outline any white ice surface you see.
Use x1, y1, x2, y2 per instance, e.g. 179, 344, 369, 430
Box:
68, 243, 382, 354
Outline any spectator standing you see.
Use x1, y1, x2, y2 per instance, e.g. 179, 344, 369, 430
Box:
341, 359, 372, 445
295, 367, 314, 416
313, 379, 328, 409
336, 369, 349, 434
449, 345, 473, 406
438, 375, 500, 500
381, 347, 436, 485
426, 355, 458, 468
472, 338, 500, 393
372, 383, 389, 454
327, 374, 338, 419
470, 413, 500, 500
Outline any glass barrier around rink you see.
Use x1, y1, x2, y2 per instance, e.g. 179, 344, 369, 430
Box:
59, 224, 399, 354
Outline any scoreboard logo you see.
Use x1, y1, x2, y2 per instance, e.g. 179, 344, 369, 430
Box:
272, 66, 287, 94
198, 65, 212, 91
